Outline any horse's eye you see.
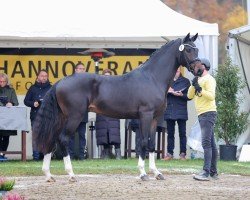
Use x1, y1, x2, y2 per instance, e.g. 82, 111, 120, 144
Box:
186, 48, 191, 53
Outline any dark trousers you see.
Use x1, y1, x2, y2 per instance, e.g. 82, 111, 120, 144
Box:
69, 122, 87, 159
31, 120, 43, 160
198, 111, 217, 174
103, 131, 120, 149
103, 144, 120, 149
0, 135, 10, 152
166, 119, 187, 155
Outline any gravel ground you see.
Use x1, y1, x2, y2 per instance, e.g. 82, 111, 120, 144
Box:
8, 173, 250, 200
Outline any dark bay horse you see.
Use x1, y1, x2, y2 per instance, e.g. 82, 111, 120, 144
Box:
33, 33, 198, 182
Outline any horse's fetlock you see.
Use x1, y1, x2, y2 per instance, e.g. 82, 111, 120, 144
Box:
138, 164, 143, 169
42, 167, 49, 174
149, 167, 155, 171
65, 167, 72, 173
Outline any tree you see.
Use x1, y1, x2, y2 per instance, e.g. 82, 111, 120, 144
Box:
215, 57, 249, 145
162, 0, 247, 63
222, 5, 247, 32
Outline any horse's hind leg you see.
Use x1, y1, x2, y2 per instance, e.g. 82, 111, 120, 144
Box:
138, 112, 154, 181
58, 117, 81, 182
42, 153, 55, 182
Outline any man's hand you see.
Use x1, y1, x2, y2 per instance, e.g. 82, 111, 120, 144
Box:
168, 87, 174, 93
194, 84, 202, 93
192, 77, 199, 86
173, 91, 183, 96
192, 76, 202, 94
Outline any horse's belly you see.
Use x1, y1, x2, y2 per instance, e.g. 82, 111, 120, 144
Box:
89, 99, 138, 119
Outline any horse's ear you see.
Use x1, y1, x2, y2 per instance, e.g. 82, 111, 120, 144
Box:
191, 33, 198, 42
183, 33, 190, 43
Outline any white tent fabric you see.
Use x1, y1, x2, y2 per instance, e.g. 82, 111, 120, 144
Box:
0, 0, 218, 37
228, 25, 250, 150
0, 0, 219, 67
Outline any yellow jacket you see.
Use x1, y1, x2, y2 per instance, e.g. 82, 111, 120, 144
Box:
188, 74, 217, 115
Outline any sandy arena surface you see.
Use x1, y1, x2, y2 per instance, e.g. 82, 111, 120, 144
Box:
8, 173, 250, 200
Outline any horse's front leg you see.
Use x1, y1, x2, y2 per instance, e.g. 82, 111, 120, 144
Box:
42, 153, 56, 182
149, 152, 165, 180
138, 155, 148, 180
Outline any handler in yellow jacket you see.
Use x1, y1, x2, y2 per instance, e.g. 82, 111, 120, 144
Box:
188, 58, 218, 181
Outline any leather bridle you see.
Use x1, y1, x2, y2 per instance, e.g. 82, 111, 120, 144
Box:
179, 42, 199, 73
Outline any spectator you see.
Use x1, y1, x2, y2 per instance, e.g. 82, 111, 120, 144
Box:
68, 62, 88, 160
0, 73, 19, 160
187, 58, 218, 181
24, 69, 52, 161
95, 69, 121, 159
163, 67, 191, 160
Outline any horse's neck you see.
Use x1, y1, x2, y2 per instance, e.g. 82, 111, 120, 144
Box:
143, 44, 179, 91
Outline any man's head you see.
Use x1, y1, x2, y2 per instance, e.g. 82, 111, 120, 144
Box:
102, 68, 112, 76
200, 58, 210, 71
192, 58, 210, 77
37, 69, 48, 84
75, 63, 86, 74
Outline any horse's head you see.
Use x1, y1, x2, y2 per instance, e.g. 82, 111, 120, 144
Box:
178, 33, 199, 73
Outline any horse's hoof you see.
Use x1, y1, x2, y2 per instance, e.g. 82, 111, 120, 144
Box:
155, 174, 165, 180
140, 174, 150, 181
46, 176, 56, 182
69, 176, 77, 182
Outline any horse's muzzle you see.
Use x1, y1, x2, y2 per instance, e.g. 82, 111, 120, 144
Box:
189, 59, 200, 75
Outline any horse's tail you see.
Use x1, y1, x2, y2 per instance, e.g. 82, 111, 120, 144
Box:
32, 83, 64, 154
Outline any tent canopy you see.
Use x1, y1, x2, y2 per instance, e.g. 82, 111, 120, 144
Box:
0, 0, 218, 68
229, 25, 250, 45
228, 25, 250, 150
0, 0, 218, 48
228, 25, 250, 92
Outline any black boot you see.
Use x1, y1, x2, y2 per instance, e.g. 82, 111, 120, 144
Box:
101, 148, 110, 159
115, 148, 122, 160
33, 151, 40, 161
108, 146, 116, 159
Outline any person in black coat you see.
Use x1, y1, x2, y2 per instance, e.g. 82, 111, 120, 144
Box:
95, 69, 121, 159
96, 114, 121, 159
24, 69, 52, 161
68, 63, 89, 160
163, 67, 191, 160
0, 73, 19, 161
